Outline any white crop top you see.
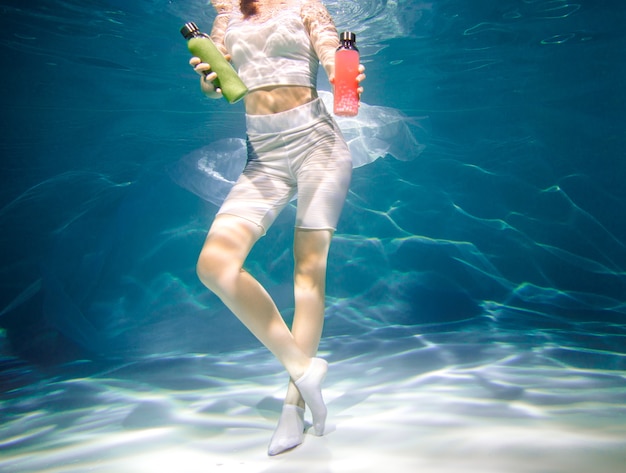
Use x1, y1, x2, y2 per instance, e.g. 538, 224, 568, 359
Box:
211, 0, 339, 90
223, 2, 319, 91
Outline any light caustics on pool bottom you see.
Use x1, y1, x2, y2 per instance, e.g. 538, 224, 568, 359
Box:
1, 0, 626, 471
1, 321, 625, 473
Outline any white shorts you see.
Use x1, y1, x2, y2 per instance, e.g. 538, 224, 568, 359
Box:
217, 97, 353, 234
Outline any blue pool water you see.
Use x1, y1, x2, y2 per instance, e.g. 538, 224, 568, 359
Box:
0, 1, 625, 471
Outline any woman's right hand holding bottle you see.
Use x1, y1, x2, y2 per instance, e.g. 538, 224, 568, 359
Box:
189, 56, 223, 99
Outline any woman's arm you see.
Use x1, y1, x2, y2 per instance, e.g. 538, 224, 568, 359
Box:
210, 0, 233, 54
189, 0, 234, 98
302, 0, 365, 94
301, 0, 339, 79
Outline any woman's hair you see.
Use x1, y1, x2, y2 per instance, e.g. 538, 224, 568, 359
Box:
240, 0, 258, 16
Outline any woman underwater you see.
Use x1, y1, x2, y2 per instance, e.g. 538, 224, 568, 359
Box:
188, 0, 365, 456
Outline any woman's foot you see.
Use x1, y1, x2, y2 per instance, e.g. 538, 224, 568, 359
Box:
294, 357, 328, 436
267, 404, 305, 456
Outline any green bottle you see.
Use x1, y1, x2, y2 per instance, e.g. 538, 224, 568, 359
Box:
180, 22, 248, 104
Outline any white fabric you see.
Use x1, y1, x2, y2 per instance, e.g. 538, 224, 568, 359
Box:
216, 97, 352, 233
169, 91, 428, 207
224, 1, 319, 92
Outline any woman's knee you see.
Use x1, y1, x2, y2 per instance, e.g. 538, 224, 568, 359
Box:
196, 242, 231, 289
294, 255, 327, 290
196, 216, 261, 289
196, 234, 247, 290
293, 229, 332, 288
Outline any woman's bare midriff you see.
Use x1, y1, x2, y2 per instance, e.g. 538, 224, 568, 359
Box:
244, 85, 318, 115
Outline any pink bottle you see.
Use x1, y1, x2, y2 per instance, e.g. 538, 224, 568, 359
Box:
333, 31, 360, 117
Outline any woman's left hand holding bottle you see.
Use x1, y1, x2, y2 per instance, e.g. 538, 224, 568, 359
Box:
189, 55, 230, 99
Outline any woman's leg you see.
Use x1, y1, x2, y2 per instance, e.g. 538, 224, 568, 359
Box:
196, 214, 312, 381
286, 228, 333, 405
268, 228, 332, 454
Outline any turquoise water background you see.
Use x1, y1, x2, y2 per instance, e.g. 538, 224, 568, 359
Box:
1, 1, 625, 471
